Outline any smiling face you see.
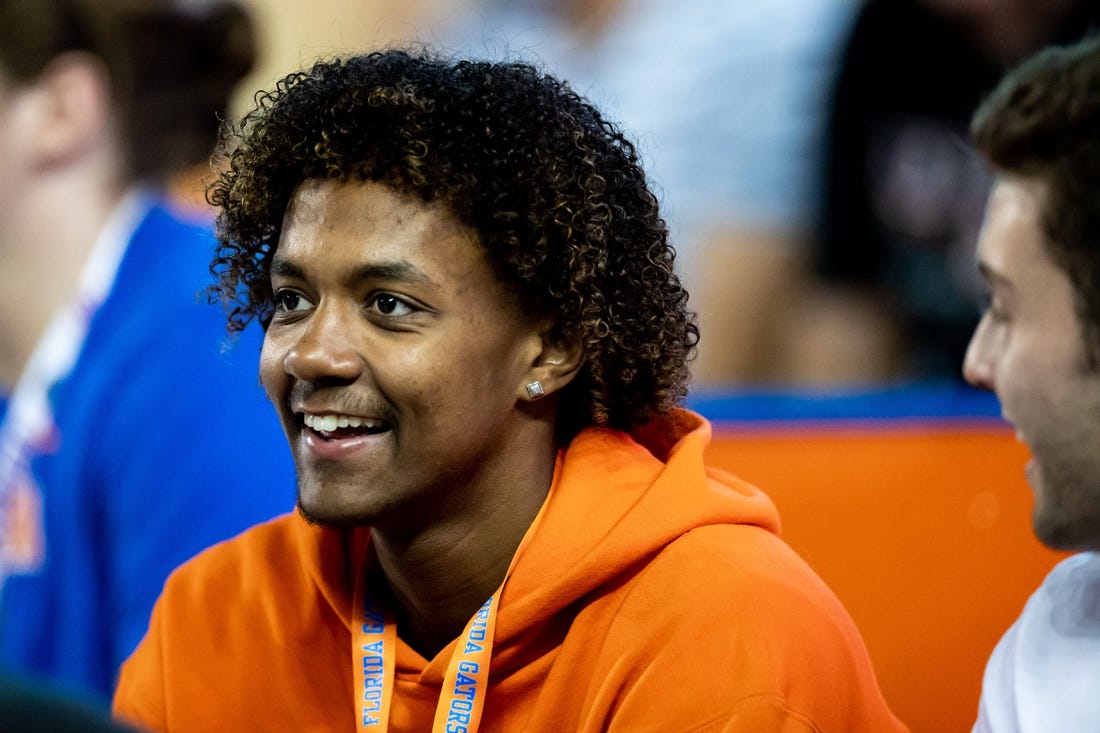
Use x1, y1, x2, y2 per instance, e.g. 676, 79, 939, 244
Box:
964, 177, 1100, 551
261, 179, 550, 531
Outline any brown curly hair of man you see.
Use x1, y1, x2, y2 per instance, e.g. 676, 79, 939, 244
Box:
209, 48, 698, 439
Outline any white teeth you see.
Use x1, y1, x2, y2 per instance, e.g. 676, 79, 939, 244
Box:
303, 413, 380, 432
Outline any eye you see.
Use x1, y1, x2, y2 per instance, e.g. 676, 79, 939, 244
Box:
368, 293, 414, 317
275, 289, 313, 313
979, 294, 1009, 324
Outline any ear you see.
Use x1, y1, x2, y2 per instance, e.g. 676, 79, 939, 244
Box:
518, 331, 585, 403
21, 53, 113, 169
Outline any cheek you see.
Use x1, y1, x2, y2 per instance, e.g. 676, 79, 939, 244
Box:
997, 372, 1041, 421
384, 340, 513, 415
998, 352, 1078, 428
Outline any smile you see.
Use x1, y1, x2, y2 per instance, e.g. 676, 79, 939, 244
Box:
303, 413, 386, 432
298, 412, 391, 462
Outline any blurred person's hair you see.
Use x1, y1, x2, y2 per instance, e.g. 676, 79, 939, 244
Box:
971, 32, 1100, 366
0, 0, 255, 182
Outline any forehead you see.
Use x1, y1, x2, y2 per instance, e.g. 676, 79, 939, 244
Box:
277, 178, 476, 267
977, 177, 1058, 287
282, 178, 460, 245
275, 178, 516, 300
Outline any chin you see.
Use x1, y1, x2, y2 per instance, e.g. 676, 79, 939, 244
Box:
296, 494, 375, 529
1032, 507, 1090, 553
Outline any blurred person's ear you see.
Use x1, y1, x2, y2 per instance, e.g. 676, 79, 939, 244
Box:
25, 52, 113, 169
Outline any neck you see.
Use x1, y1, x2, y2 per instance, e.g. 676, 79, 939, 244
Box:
370, 420, 559, 660
0, 170, 123, 390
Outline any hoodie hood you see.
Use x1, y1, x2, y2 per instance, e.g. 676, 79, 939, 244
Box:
490, 408, 779, 674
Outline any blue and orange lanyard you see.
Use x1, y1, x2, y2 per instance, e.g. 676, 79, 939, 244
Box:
350, 486, 555, 733
353, 579, 502, 733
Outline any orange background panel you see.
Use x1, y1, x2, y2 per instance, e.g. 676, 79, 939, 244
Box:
705, 424, 1066, 733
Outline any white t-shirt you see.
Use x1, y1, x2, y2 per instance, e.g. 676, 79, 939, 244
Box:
974, 552, 1100, 732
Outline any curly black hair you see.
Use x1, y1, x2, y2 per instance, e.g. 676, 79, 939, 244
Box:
209, 49, 698, 439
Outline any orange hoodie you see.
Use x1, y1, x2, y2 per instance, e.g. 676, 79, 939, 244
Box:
114, 410, 907, 732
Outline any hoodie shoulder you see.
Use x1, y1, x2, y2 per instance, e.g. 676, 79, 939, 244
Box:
586, 524, 907, 731
167, 512, 302, 594
113, 512, 348, 730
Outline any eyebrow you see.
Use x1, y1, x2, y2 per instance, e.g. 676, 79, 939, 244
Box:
269, 258, 439, 289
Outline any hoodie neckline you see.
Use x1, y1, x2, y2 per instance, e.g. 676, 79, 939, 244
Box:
300, 408, 779, 680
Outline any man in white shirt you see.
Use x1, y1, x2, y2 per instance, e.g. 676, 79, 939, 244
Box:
963, 32, 1100, 733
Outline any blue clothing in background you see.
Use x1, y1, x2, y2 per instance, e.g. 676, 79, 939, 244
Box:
0, 198, 295, 702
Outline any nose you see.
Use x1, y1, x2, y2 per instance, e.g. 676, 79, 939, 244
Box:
283, 303, 363, 383
962, 315, 994, 391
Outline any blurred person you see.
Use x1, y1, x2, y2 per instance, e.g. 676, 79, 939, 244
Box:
440, 0, 855, 386
0, 672, 139, 732
963, 33, 1100, 731
812, 0, 1100, 382
113, 50, 907, 731
0, 0, 294, 703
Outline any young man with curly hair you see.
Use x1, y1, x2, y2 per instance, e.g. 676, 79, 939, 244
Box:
113, 50, 906, 732
964, 33, 1100, 733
